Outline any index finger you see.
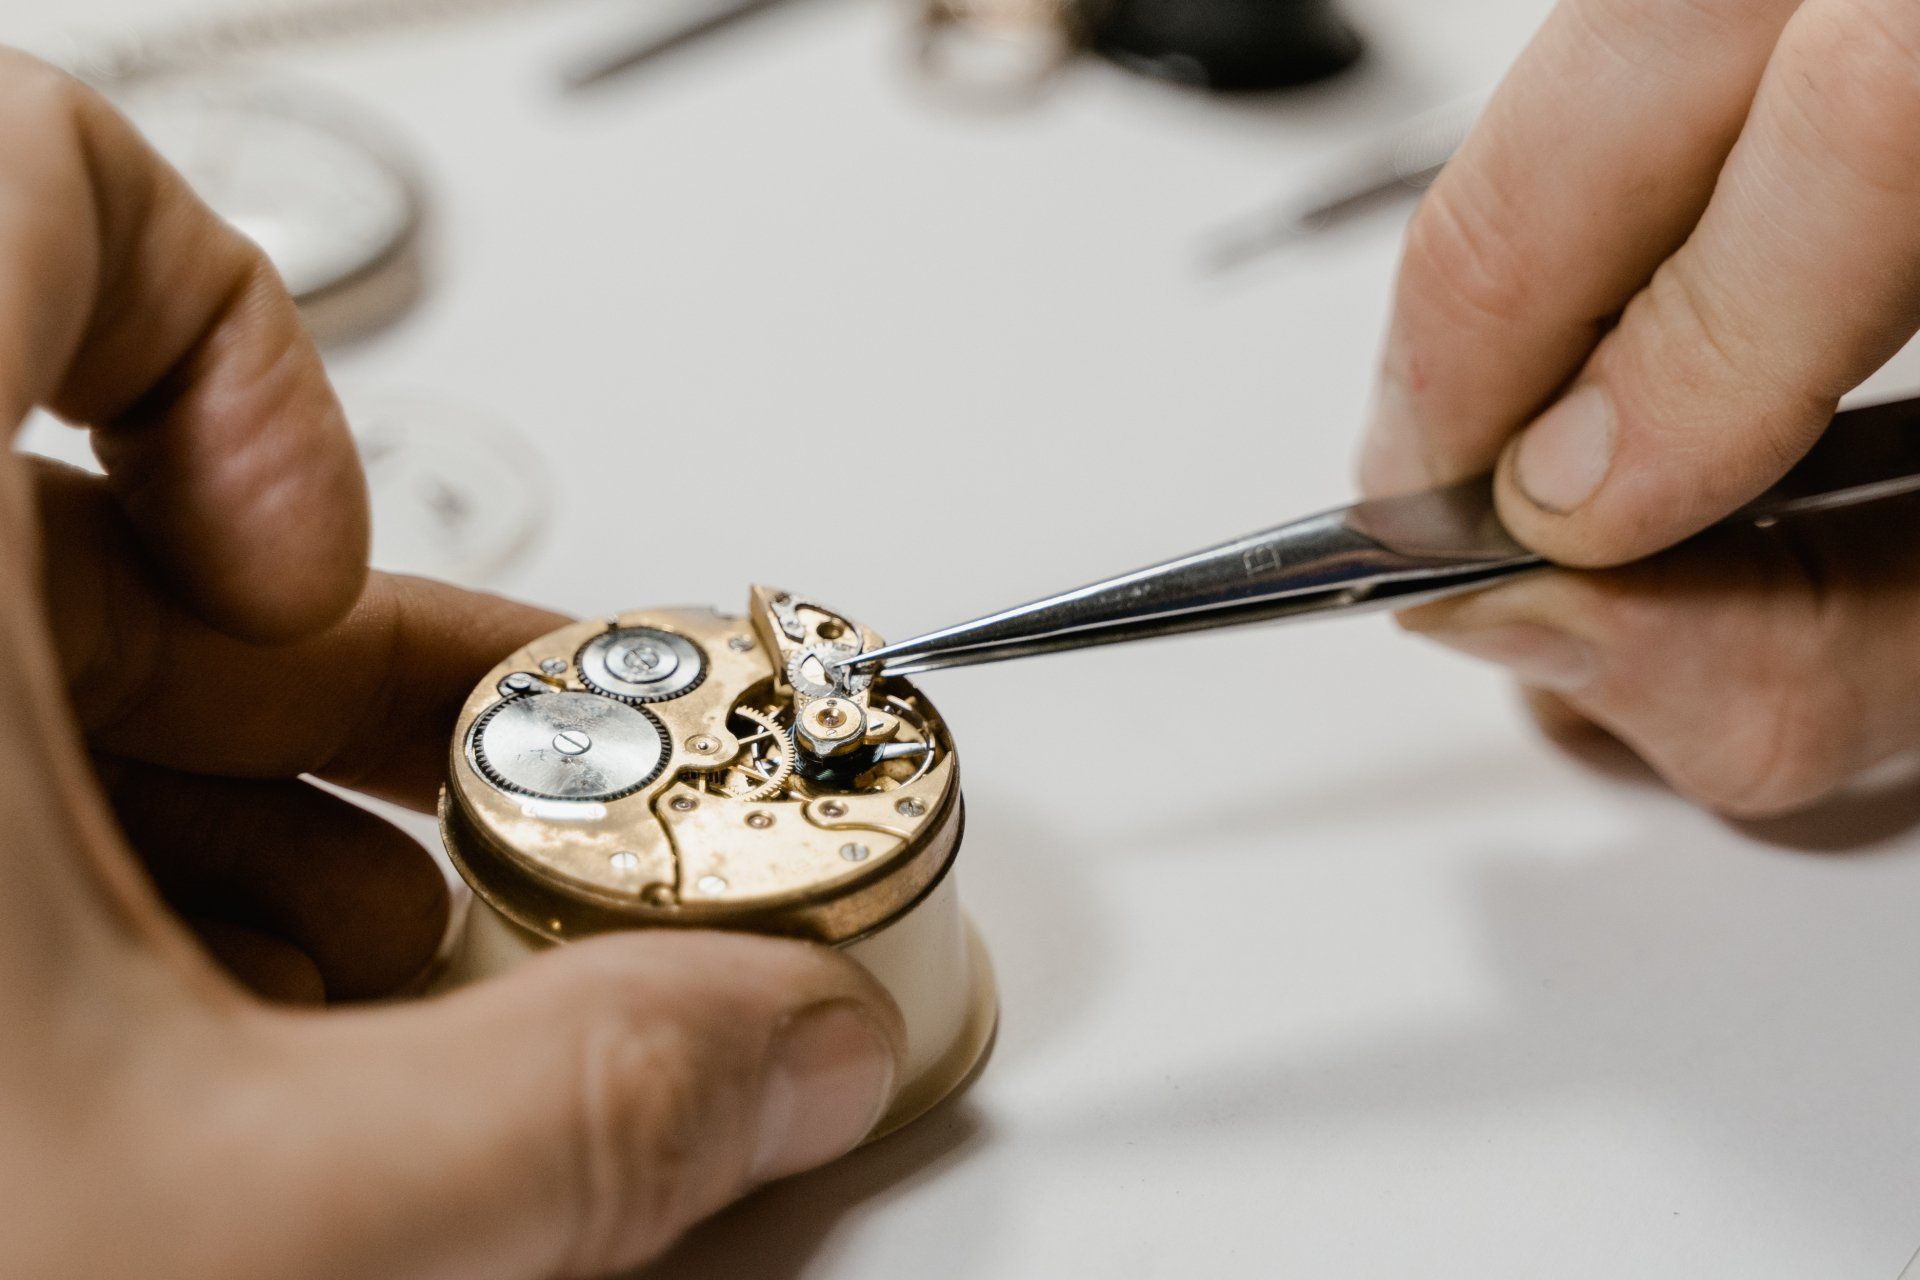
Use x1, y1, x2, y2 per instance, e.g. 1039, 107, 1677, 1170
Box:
0, 50, 367, 640
38, 463, 564, 810
1358, 0, 1800, 497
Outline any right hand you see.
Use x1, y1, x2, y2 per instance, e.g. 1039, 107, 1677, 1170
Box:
1359, 0, 1920, 815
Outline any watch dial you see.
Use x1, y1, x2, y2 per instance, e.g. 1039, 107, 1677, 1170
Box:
118, 78, 422, 302
346, 390, 550, 586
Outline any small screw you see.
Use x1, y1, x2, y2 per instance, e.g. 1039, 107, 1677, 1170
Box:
698, 874, 728, 895
746, 812, 773, 829
670, 795, 697, 812
840, 843, 871, 863
609, 851, 640, 873
688, 735, 720, 755
820, 800, 847, 818
641, 883, 676, 907
728, 635, 755, 652
500, 672, 537, 695
539, 657, 567, 676
895, 797, 926, 818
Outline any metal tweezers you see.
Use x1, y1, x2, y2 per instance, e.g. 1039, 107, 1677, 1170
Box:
835, 394, 1920, 680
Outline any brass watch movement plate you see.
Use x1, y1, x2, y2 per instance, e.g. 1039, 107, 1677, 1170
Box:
440, 587, 964, 947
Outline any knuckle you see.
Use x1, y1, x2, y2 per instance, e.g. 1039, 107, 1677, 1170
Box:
1636, 263, 1755, 396
1686, 678, 1855, 816
0, 53, 87, 125
1579, 0, 1769, 66
1400, 179, 1537, 327
1671, 572, 1860, 816
1773, 0, 1920, 198
1576, 550, 1864, 816
1628, 264, 1817, 469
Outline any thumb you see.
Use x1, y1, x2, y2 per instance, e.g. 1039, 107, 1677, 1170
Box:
1489, 0, 1920, 567
255, 931, 905, 1280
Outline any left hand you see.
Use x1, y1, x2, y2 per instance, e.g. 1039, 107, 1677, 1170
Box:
0, 53, 903, 1278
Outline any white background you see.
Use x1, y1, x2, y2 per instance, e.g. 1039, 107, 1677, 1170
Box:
8, 0, 1920, 1275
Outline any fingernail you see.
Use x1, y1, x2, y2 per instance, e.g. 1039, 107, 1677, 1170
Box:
1425, 621, 1597, 691
1512, 384, 1615, 513
1359, 373, 1431, 496
753, 1001, 897, 1182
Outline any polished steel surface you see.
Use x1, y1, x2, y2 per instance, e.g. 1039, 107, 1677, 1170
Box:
470, 690, 669, 801
578, 626, 709, 703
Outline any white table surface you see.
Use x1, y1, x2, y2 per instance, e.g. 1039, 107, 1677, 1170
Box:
12, 1, 1920, 1275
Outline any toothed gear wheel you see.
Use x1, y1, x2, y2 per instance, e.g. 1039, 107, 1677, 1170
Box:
471, 691, 668, 802
787, 642, 872, 701
578, 627, 707, 704
707, 706, 796, 803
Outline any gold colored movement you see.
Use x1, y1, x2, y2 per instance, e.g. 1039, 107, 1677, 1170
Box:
440, 587, 962, 947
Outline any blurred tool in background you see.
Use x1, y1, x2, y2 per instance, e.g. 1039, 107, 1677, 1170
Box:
61, 0, 546, 337
572, 0, 1364, 103
565, 0, 810, 90
1090, 0, 1360, 91
910, 0, 1362, 105
1201, 93, 1481, 273
45, 0, 1379, 579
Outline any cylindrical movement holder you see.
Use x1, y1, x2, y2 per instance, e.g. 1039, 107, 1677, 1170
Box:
432, 593, 996, 1138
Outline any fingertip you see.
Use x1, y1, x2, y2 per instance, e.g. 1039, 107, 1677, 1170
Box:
1507, 384, 1617, 517
1519, 686, 1603, 744
752, 999, 899, 1183
193, 919, 327, 1005
1492, 435, 1622, 571
1357, 374, 1437, 499
401, 931, 903, 1270
182, 550, 369, 645
1488, 380, 1655, 571
1357, 420, 1434, 499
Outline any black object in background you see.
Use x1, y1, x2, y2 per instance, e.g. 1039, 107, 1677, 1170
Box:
1089, 0, 1361, 91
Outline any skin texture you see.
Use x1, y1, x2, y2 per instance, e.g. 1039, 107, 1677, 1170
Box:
1361, 0, 1920, 816
0, 52, 902, 1278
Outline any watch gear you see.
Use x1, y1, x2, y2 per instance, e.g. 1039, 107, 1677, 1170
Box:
470, 691, 668, 802
577, 626, 707, 703
787, 642, 873, 702
697, 705, 797, 803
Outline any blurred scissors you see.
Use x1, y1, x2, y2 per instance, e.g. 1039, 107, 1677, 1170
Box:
834, 394, 1920, 680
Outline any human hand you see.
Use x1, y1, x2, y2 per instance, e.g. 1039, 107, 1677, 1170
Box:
0, 51, 902, 1278
1359, 0, 1920, 814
